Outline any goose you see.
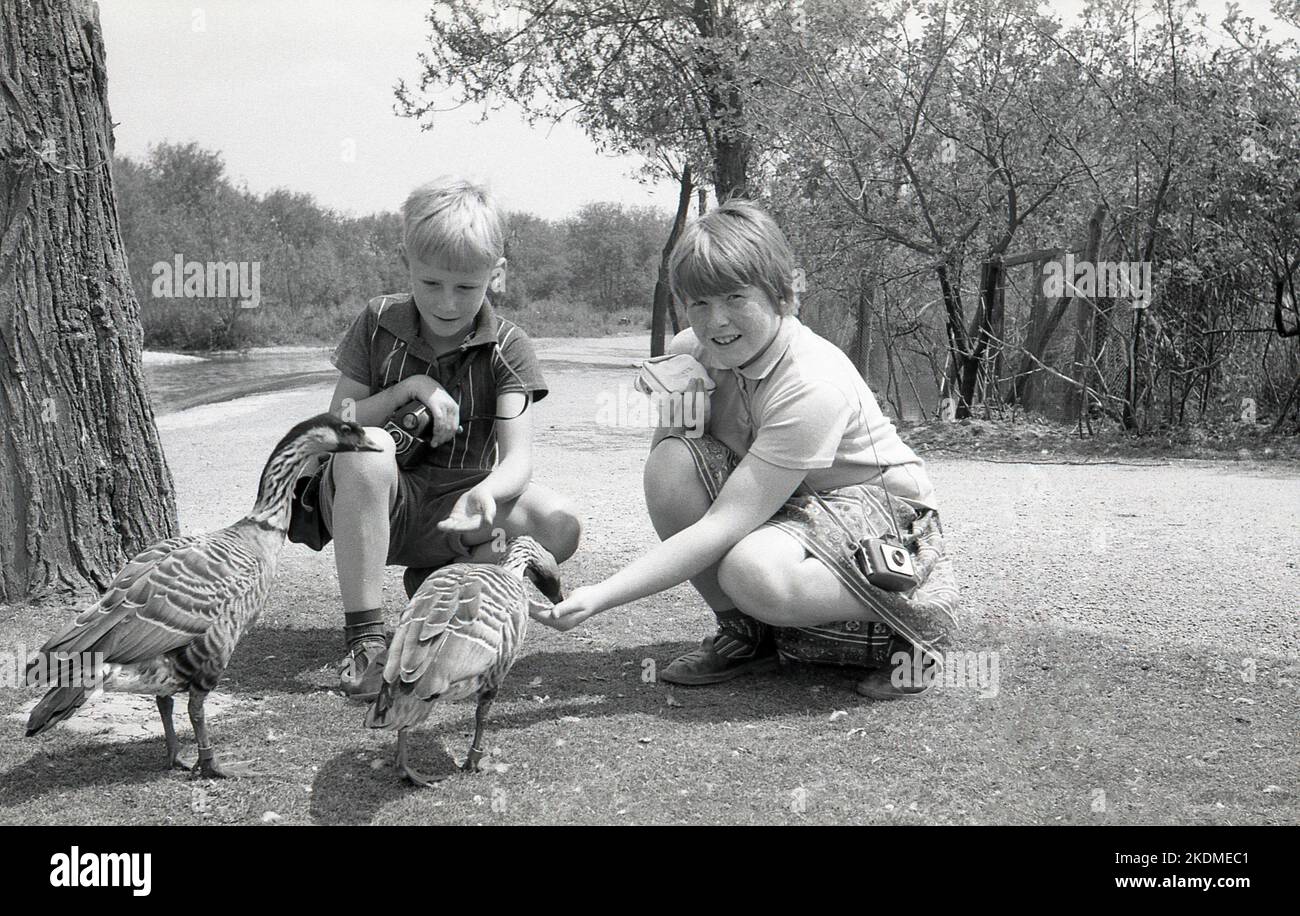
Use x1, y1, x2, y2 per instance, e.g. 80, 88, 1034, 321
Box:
25, 413, 381, 778
365, 536, 563, 786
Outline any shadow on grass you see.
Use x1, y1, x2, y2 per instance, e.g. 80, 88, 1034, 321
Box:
308, 736, 462, 825
221, 626, 343, 696
0, 737, 183, 810
306, 640, 878, 824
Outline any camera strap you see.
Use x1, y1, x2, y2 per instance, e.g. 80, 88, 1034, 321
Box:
419, 342, 531, 425
752, 342, 908, 544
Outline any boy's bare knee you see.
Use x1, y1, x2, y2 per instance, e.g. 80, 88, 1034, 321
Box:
548, 503, 582, 562
523, 496, 580, 562
332, 428, 397, 495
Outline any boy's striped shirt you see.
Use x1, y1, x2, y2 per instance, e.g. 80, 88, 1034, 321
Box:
332, 293, 547, 473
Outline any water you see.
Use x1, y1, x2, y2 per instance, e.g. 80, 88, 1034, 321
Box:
142, 337, 650, 416
142, 335, 941, 421
144, 348, 337, 415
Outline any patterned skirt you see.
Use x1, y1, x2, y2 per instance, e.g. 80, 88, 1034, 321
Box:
667, 433, 961, 668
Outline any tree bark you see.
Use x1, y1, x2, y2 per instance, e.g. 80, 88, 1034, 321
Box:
848, 269, 874, 377
651, 164, 693, 356
1065, 205, 1107, 421
1011, 255, 1070, 409
0, 0, 178, 602
955, 256, 1004, 417
934, 262, 966, 409
692, 0, 749, 201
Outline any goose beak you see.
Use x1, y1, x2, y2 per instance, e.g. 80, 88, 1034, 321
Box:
337, 426, 385, 453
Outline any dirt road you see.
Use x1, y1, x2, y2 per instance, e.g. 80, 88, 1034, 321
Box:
2, 338, 1296, 824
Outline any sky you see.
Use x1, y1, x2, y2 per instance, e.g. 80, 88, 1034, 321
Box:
97, 0, 1295, 221
97, 0, 674, 220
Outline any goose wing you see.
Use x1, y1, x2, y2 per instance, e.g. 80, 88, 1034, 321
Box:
31, 530, 267, 673
384, 577, 501, 701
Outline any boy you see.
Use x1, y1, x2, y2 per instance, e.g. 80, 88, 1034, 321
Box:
291, 177, 581, 699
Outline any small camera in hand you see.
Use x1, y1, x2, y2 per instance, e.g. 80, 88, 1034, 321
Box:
384, 400, 431, 469
856, 536, 919, 592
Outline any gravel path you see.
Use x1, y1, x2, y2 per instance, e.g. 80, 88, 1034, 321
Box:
156, 340, 1300, 663
2, 339, 1296, 824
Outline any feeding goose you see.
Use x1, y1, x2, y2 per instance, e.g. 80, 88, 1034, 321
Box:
365, 536, 563, 786
25, 413, 381, 777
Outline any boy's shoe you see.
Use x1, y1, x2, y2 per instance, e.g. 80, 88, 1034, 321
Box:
338, 636, 388, 701
660, 610, 779, 686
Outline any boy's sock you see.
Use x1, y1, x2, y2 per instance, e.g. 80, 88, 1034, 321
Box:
343, 608, 385, 649
339, 609, 387, 699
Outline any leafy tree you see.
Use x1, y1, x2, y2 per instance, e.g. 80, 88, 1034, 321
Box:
396, 0, 767, 351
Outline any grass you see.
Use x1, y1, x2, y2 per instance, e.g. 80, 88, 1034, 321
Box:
1, 598, 1294, 825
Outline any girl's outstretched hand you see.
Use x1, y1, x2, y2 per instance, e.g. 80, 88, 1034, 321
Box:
529, 585, 604, 632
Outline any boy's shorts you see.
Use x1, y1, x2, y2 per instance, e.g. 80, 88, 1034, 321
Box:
290, 458, 490, 570
663, 433, 961, 668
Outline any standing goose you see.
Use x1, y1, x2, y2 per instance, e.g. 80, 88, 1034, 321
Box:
365, 536, 563, 786
25, 413, 381, 777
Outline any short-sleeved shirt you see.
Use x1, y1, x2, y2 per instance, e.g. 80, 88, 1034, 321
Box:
332, 293, 547, 473
670, 316, 936, 506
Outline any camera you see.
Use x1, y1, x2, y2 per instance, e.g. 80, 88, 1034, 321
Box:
856, 536, 919, 593
384, 400, 431, 469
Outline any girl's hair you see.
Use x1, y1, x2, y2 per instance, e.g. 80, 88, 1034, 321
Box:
668, 198, 798, 316
401, 177, 504, 271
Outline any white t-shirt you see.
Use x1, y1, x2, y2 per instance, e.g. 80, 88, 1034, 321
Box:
670, 317, 936, 507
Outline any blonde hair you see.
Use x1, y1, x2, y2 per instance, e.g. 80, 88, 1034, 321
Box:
401, 177, 504, 271
668, 199, 798, 316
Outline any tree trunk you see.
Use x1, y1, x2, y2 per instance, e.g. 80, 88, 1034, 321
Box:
956, 256, 1003, 416
848, 269, 874, 377
1011, 256, 1070, 409
692, 0, 749, 201
650, 164, 693, 356
0, 0, 178, 602
934, 263, 967, 411
1065, 205, 1107, 422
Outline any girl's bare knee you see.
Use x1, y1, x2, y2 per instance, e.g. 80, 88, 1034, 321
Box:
644, 438, 709, 533
718, 536, 800, 625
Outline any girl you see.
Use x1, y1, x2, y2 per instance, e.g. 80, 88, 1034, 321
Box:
533, 200, 958, 698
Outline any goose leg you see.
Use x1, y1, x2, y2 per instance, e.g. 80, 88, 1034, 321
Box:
463, 688, 497, 773
396, 728, 444, 787
157, 696, 190, 770
187, 690, 263, 779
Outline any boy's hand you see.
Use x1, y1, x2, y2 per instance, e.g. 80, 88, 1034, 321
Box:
402, 375, 460, 445
438, 484, 496, 533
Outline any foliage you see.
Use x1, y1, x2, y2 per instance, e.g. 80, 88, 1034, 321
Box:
114, 143, 668, 348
